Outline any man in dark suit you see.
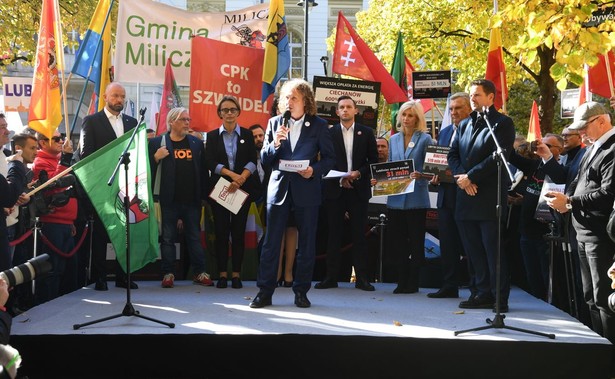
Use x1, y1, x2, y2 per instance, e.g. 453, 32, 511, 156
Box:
249, 124, 270, 206
250, 79, 335, 308
427, 92, 471, 299
149, 107, 211, 289
448, 79, 515, 312
79, 82, 138, 291
315, 95, 378, 291
545, 102, 615, 345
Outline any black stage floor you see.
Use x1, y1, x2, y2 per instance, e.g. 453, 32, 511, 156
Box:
10, 281, 612, 379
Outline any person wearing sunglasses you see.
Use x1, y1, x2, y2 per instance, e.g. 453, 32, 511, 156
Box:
31, 130, 78, 305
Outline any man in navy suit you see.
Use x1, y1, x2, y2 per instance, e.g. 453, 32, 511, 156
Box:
545, 102, 615, 345
448, 79, 515, 312
315, 95, 378, 291
250, 79, 335, 308
427, 92, 471, 299
80, 82, 138, 291
149, 107, 211, 289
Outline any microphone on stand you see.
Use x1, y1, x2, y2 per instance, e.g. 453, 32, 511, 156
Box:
139, 107, 147, 118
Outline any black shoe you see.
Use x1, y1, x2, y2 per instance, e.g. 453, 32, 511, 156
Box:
294, 293, 311, 308
217, 277, 228, 288
314, 278, 338, 289
427, 287, 459, 299
249, 292, 272, 308
459, 295, 494, 309
94, 279, 108, 291
115, 278, 138, 289
231, 277, 242, 289
493, 303, 509, 313
393, 285, 418, 294
283, 279, 293, 288
355, 278, 375, 291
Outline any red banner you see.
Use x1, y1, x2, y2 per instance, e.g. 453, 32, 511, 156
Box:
190, 37, 271, 133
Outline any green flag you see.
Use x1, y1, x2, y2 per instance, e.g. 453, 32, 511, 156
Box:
73, 124, 158, 273
390, 31, 408, 132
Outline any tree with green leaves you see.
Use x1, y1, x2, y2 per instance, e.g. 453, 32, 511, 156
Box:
349, 0, 614, 134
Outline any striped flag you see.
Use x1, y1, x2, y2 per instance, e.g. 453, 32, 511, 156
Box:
71, 0, 114, 112
485, 27, 508, 112
28, 0, 64, 140
261, 0, 290, 102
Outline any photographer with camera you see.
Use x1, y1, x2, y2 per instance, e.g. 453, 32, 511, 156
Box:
30, 131, 78, 305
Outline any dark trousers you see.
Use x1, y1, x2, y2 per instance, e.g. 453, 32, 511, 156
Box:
578, 240, 615, 344
456, 219, 510, 303
324, 190, 369, 281
35, 223, 78, 305
437, 206, 466, 290
257, 190, 318, 295
520, 234, 549, 300
387, 208, 427, 290
211, 200, 251, 274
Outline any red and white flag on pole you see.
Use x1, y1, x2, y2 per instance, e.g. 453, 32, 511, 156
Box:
331, 11, 407, 104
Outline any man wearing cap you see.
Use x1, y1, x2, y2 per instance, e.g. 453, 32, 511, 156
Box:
545, 101, 615, 344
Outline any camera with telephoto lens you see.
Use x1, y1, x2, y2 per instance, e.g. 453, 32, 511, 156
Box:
29, 170, 77, 216
0, 254, 52, 287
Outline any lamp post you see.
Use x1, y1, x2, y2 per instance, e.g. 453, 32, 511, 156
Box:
297, 0, 318, 81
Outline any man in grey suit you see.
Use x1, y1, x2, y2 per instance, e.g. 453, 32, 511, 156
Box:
545, 102, 615, 345
80, 82, 138, 291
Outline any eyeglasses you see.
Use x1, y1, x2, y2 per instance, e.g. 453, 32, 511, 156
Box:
43, 136, 63, 142
544, 143, 562, 149
561, 133, 579, 138
579, 116, 601, 130
176, 117, 191, 123
220, 108, 239, 114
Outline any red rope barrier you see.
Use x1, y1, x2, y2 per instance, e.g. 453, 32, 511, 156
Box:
38, 225, 89, 258
8, 229, 33, 247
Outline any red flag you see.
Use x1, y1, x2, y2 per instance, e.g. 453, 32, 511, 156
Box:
526, 100, 541, 142
404, 58, 435, 113
332, 11, 407, 104
157, 58, 183, 135
587, 50, 615, 99
485, 27, 508, 111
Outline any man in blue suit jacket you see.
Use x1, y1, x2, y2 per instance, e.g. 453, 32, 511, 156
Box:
448, 79, 515, 312
427, 92, 472, 299
80, 82, 138, 291
250, 79, 335, 309
149, 107, 211, 289
316, 95, 378, 291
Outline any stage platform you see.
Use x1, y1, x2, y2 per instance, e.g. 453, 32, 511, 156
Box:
10, 281, 613, 379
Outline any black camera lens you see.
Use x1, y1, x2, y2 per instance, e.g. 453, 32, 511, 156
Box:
0, 254, 52, 287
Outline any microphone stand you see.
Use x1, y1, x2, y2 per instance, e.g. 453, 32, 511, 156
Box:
74, 108, 175, 330
454, 106, 554, 339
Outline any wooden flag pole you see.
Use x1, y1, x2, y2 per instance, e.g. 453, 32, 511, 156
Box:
500, 72, 507, 114
26, 167, 74, 198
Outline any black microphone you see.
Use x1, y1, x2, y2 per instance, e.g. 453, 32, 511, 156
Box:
282, 110, 291, 128
139, 107, 147, 118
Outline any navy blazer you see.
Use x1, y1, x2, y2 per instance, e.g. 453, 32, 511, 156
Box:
204, 125, 259, 201
262, 113, 335, 207
323, 123, 378, 201
541, 147, 587, 191
80, 110, 138, 159
448, 106, 515, 221
148, 134, 209, 207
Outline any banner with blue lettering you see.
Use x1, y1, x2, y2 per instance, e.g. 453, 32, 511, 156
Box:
2, 77, 32, 112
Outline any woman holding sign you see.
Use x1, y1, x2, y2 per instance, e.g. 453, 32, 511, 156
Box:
386, 101, 434, 294
205, 96, 259, 289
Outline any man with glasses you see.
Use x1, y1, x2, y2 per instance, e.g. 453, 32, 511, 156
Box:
149, 107, 212, 289
31, 130, 78, 304
559, 127, 584, 166
545, 102, 615, 346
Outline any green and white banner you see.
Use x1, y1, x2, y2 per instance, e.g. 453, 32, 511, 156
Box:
115, 0, 269, 86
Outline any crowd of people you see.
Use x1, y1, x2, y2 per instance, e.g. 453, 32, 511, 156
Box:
1, 79, 615, 359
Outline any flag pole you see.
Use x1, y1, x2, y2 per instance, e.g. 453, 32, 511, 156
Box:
605, 52, 615, 98
52, 0, 71, 139
500, 72, 507, 113
69, 0, 115, 136
26, 168, 74, 197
